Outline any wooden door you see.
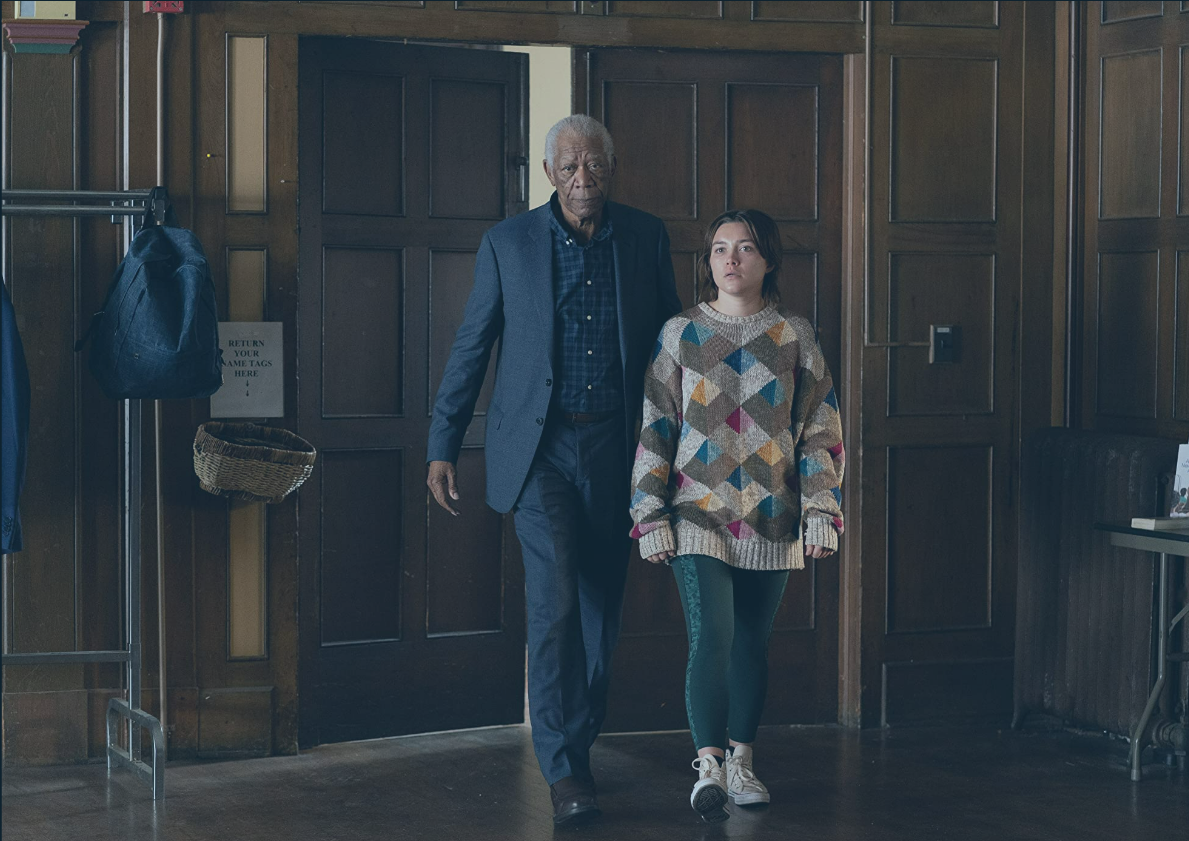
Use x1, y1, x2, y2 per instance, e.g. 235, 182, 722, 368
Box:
577, 48, 844, 729
859, 1, 1025, 726
297, 38, 528, 746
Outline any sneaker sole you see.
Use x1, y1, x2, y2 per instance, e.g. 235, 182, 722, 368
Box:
692, 784, 729, 817
730, 791, 770, 806
700, 807, 730, 824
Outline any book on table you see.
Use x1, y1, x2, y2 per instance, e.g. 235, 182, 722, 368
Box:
1131, 516, 1189, 531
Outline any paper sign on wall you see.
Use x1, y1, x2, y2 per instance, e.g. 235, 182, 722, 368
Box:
210, 322, 283, 418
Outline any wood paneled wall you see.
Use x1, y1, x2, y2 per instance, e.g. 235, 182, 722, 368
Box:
2, 0, 1065, 761
1079, 2, 1189, 440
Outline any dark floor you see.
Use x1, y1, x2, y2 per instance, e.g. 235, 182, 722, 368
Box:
2, 724, 1185, 841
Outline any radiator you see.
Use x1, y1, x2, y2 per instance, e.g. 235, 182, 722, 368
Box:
1014, 428, 1180, 737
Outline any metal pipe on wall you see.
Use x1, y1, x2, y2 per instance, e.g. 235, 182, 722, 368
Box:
154, 9, 168, 759
2, 39, 10, 728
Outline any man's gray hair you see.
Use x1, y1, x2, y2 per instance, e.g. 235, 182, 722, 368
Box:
544, 115, 616, 168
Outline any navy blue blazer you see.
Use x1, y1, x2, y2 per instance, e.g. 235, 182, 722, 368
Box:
1, 279, 30, 553
427, 200, 682, 514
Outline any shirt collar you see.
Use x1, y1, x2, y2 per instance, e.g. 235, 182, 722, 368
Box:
549, 192, 613, 243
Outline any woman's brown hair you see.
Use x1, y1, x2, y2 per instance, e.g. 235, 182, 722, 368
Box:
696, 209, 782, 305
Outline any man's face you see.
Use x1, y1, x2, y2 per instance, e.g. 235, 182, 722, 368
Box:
545, 131, 616, 224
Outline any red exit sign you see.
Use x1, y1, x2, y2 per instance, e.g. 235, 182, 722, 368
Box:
144, 1, 184, 12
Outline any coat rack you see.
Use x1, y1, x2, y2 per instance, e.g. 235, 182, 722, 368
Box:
1, 187, 167, 800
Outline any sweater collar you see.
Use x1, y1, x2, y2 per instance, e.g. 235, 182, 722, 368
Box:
697, 301, 779, 326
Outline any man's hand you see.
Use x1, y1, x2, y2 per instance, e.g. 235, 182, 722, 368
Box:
645, 550, 677, 564
805, 544, 834, 559
427, 460, 460, 516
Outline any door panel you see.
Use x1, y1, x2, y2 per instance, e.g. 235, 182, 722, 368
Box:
429, 80, 508, 219
319, 449, 405, 645
604, 81, 700, 220
321, 70, 406, 216
578, 48, 844, 729
298, 38, 527, 746
726, 83, 819, 220
321, 246, 405, 416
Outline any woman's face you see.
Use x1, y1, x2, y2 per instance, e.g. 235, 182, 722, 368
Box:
709, 221, 771, 301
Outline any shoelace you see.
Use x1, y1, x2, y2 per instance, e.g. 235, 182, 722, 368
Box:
729, 757, 761, 787
692, 757, 723, 776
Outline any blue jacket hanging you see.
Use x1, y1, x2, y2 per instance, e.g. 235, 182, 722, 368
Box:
1, 278, 30, 553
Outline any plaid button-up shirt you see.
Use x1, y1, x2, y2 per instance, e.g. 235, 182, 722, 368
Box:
549, 195, 623, 414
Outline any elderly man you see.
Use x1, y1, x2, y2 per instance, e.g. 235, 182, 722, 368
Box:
427, 114, 681, 824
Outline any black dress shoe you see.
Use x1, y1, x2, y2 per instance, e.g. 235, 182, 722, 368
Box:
550, 775, 601, 826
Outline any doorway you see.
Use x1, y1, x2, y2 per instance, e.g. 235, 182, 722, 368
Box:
295, 38, 845, 746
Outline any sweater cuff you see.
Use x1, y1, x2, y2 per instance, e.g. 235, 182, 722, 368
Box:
804, 517, 838, 553
638, 522, 676, 558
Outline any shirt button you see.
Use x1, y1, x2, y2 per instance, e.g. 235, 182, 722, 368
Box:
586, 315, 592, 321
536, 417, 543, 425
545, 378, 552, 387
566, 238, 573, 246
587, 384, 593, 390
586, 280, 592, 286
587, 350, 593, 355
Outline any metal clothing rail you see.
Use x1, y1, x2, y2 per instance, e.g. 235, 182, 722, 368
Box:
2, 189, 169, 222
1, 187, 165, 800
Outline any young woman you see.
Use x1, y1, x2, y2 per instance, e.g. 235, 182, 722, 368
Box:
629, 209, 844, 822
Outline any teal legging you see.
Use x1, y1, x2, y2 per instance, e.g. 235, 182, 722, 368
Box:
671, 554, 789, 751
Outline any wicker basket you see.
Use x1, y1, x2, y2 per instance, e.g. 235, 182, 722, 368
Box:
193, 422, 316, 504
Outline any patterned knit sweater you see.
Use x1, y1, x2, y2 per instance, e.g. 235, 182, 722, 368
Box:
629, 303, 845, 571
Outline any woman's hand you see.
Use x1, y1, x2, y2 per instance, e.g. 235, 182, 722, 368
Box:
805, 544, 834, 559
645, 550, 677, 564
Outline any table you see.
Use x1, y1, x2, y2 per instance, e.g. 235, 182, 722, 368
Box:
1094, 523, 1189, 781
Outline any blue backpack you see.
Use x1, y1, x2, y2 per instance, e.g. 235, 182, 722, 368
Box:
78, 189, 223, 400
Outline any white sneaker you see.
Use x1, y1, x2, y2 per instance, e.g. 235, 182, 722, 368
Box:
690, 755, 729, 820
726, 746, 770, 805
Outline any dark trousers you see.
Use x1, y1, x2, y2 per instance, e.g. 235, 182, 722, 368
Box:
512, 413, 631, 785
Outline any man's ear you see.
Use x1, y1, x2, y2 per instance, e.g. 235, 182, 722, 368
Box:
543, 159, 556, 188
609, 155, 618, 177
